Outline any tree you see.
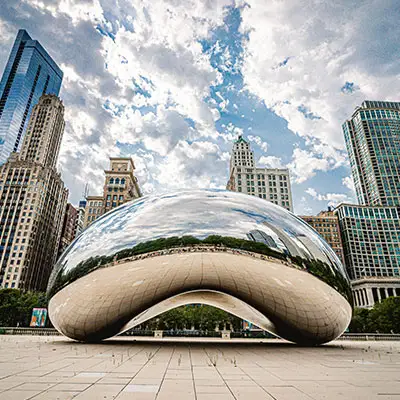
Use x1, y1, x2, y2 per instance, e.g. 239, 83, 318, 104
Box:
0, 289, 47, 327
369, 296, 400, 333
348, 296, 400, 333
348, 308, 372, 333
142, 304, 242, 332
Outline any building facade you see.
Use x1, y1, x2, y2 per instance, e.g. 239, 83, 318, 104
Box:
336, 204, 400, 280
227, 136, 293, 211
343, 101, 400, 207
300, 209, 345, 264
84, 157, 142, 228
75, 199, 86, 237
336, 201, 400, 308
338, 100, 400, 307
102, 157, 141, 214
58, 203, 78, 259
350, 278, 400, 308
84, 196, 103, 228
0, 29, 63, 164
0, 94, 67, 291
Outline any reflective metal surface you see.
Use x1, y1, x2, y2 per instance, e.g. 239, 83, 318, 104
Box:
47, 190, 353, 345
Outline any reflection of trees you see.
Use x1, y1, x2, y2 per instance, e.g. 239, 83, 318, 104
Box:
290, 255, 353, 304
48, 235, 352, 303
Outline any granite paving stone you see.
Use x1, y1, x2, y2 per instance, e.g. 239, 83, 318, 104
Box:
0, 336, 399, 400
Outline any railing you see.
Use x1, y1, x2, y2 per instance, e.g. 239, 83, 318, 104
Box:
0, 327, 61, 336
337, 333, 400, 341
1, 328, 400, 341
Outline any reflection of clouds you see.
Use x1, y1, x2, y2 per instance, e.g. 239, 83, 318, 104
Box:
52, 190, 347, 279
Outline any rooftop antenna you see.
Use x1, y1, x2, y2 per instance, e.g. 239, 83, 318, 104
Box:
83, 183, 89, 199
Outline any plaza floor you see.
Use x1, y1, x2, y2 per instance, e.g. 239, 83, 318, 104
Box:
0, 336, 399, 400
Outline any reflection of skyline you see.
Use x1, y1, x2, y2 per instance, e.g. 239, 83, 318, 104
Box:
247, 230, 278, 249
52, 190, 347, 280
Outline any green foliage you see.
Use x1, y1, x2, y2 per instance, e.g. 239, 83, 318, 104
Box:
348, 308, 374, 333
0, 289, 47, 327
140, 304, 242, 332
349, 296, 400, 333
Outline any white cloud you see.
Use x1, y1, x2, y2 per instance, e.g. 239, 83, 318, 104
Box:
156, 140, 229, 189
258, 155, 285, 169
298, 196, 313, 215
248, 135, 268, 152
306, 187, 350, 207
240, 0, 400, 176
342, 175, 356, 194
288, 148, 331, 184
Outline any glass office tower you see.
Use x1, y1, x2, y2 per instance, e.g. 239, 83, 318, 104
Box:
0, 29, 63, 164
343, 101, 400, 207
337, 101, 400, 308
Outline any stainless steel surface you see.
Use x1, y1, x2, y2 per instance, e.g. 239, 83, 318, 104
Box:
47, 190, 353, 345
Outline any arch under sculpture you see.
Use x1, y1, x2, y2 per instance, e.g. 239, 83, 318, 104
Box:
47, 190, 353, 345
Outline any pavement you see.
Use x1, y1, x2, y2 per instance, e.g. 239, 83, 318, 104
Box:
0, 336, 399, 399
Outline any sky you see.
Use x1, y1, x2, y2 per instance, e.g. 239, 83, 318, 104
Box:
0, 0, 399, 215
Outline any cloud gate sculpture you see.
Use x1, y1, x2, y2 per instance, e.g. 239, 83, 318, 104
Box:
47, 190, 352, 345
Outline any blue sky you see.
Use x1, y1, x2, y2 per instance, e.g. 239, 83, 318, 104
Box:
0, 0, 399, 214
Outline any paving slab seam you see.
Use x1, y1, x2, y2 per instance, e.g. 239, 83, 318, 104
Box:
30, 344, 150, 399
214, 343, 282, 400
113, 345, 162, 399
155, 345, 176, 399
188, 345, 198, 400
203, 345, 238, 400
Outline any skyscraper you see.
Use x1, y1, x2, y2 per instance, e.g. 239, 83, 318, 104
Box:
75, 199, 87, 237
0, 94, 67, 291
336, 100, 400, 307
58, 203, 78, 259
343, 101, 400, 206
102, 157, 141, 214
227, 135, 293, 211
83, 157, 142, 228
84, 195, 104, 228
0, 29, 63, 164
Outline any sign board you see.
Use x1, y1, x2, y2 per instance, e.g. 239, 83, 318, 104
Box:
30, 308, 47, 327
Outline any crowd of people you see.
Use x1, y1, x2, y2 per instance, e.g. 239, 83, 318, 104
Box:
111, 244, 294, 268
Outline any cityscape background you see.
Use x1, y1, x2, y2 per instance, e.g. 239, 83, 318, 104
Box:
0, 2, 399, 314
0, 1, 399, 215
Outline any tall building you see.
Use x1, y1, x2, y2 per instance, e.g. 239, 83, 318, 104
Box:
227, 135, 293, 211
300, 209, 344, 264
0, 94, 67, 291
75, 199, 86, 237
84, 157, 142, 228
343, 101, 400, 207
84, 196, 103, 228
337, 100, 400, 308
58, 203, 78, 258
0, 29, 63, 164
102, 157, 141, 214
336, 203, 400, 307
